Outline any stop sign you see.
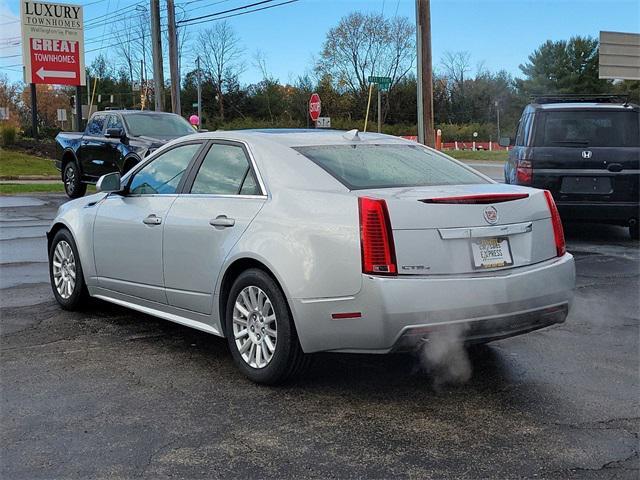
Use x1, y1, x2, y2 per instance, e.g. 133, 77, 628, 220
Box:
309, 93, 321, 122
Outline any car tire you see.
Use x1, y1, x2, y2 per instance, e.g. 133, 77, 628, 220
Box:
63, 161, 87, 198
49, 229, 89, 310
630, 221, 639, 240
225, 268, 307, 384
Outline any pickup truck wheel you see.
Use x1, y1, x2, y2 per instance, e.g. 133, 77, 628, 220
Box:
63, 161, 87, 198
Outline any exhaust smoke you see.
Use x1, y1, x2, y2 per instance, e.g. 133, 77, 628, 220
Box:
417, 323, 472, 387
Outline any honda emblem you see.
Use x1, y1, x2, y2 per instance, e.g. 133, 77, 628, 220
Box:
582, 150, 592, 159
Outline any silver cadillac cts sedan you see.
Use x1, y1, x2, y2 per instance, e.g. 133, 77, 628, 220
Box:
48, 129, 575, 384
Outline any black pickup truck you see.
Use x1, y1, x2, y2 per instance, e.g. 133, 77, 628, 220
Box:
502, 95, 640, 239
55, 110, 195, 198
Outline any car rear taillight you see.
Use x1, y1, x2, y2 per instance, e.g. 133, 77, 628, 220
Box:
516, 160, 533, 185
544, 190, 566, 257
358, 197, 397, 275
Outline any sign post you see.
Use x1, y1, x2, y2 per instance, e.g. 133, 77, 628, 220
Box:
20, 0, 86, 134
368, 76, 391, 133
309, 93, 321, 126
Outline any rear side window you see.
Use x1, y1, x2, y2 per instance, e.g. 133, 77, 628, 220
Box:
86, 115, 105, 136
294, 144, 487, 190
190, 144, 261, 195
515, 113, 533, 146
539, 110, 640, 147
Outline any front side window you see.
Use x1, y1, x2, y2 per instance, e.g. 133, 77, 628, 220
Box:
86, 115, 106, 136
129, 143, 201, 195
107, 114, 123, 130
295, 144, 487, 190
190, 144, 260, 195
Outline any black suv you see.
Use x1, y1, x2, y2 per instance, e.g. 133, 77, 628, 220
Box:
502, 95, 639, 239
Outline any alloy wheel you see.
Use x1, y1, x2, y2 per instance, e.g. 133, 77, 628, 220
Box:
52, 240, 76, 299
232, 285, 278, 369
64, 165, 75, 194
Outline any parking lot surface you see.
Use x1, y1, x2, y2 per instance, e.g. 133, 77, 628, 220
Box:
1, 193, 638, 479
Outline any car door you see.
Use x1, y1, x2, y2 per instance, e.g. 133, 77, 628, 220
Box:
80, 114, 109, 178
162, 141, 267, 316
93, 141, 205, 304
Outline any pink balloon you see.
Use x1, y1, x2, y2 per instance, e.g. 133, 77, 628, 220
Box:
189, 115, 200, 126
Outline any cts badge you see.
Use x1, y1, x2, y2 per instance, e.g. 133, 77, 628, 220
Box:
483, 206, 498, 224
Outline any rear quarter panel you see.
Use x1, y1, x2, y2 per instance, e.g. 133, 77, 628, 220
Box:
216, 137, 363, 300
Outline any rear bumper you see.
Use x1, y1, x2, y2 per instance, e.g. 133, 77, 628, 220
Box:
291, 253, 575, 353
557, 201, 639, 224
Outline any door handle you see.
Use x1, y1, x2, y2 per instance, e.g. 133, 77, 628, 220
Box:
209, 215, 235, 228
143, 214, 162, 225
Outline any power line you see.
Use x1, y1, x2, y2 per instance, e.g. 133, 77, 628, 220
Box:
177, 0, 277, 25
179, 0, 299, 27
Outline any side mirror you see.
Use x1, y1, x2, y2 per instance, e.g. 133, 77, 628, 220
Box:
498, 137, 512, 147
105, 127, 125, 139
96, 172, 122, 193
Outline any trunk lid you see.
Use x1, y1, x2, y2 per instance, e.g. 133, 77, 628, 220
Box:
357, 184, 557, 275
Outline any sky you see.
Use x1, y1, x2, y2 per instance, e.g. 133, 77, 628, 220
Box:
1, 0, 639, 86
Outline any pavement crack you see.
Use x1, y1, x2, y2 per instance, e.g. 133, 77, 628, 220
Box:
545, 451, 639, 476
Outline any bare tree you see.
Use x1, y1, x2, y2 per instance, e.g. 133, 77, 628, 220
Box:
316, 12, 416, 96
197, 21, 245, 120
111, 10, 151, 104
440, 51, 472, 122
441, 51, 471, 86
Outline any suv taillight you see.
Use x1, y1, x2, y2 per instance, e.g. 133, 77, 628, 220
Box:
516, 160, 533, 185
544, 190, 566, 257
358, 197, 397, 275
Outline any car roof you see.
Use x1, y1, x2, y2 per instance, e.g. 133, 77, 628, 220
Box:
192, 129, 411, 147
95, 110, 180, 116
527, 102, 639, 112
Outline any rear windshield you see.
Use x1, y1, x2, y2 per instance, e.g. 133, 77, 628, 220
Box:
294, 144, 487, 190
539, 110, 640, 147
124, 113, 195, 138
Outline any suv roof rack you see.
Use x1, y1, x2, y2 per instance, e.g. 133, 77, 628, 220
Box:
531, 94, 629, 105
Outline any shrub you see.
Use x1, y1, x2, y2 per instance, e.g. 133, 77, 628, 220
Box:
1, 124, 17, 146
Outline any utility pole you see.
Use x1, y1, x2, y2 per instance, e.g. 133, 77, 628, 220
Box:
140, 59, 145, 109
167, 0, 181, 114
150, 0, 165, 111
495, 100, 501, 139
30, 83, 37, 139
416, 0, 435, 147
75, 85, 83, 131
196, 56, 202, 128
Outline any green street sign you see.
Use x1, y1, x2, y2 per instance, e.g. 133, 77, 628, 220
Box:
192, 102, 198, 108
368, 75, 391, 84
368, 76, 392, 92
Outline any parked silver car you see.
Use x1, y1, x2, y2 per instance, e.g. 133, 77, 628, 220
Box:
47, 130, 575, 383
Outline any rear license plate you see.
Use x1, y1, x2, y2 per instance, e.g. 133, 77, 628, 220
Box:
560, 176, 612, 194
471, 237, 513, 269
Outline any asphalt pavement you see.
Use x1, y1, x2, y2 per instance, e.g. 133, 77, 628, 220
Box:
1, 191, 638, 479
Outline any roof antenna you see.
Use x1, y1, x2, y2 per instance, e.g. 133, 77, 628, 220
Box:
343, 129, 361, 141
